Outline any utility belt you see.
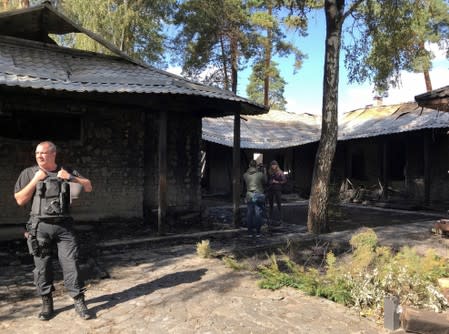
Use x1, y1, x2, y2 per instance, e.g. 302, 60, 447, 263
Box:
25, 216, 73, 257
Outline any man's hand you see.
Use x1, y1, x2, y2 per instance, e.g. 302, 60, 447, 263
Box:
15, 169, 47, 206
33, 169, 47, 182
57, 168, 72, 181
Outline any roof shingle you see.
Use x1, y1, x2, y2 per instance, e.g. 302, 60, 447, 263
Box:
203, 103, 449, 149
0, 35, 265, 113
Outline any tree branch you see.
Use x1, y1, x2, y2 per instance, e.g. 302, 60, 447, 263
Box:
343, 0, 364, 20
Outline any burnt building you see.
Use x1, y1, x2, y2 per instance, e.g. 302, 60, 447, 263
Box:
0, 3, 266, 239
203, 102, 449, 210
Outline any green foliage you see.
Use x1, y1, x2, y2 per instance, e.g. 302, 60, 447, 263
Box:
172, 0, 256, 90
246, 60, 287, 109
245, 0, 307, 106
58, 0, 175, 67
257, 254, 320, 294
345, 0, 449, 93
257, 229, 449, 317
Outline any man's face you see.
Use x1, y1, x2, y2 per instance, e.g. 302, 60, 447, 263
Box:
35, 143, 56, 169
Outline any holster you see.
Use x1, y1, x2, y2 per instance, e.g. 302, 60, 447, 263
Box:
25, 218, 51, 257
26, 234, 40, 256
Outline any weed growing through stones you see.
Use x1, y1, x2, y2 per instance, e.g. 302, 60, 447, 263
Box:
223, 256, 247, 270
257, 228, 449, 318
196, 239, 213, 258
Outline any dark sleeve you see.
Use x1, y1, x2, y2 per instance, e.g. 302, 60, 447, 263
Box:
280, 172, 287, 183
14, 167, 37, 193
63, 166, 85, 179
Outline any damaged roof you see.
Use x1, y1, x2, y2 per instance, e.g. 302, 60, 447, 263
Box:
0, 3, 266, 115
203, 102, 449, 148
415, 85, 449, 112
202, 109, 321, 149
339, 102, 449, 141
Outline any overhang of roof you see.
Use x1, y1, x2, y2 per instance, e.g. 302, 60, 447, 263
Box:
0, 3, 267, 117
0, 2, 152, 67
415, 85, 449, 112
0, 2, 81, 43
202, 102, 449, 149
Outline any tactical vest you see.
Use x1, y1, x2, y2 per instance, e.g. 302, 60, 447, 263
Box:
30, 176, 71, 219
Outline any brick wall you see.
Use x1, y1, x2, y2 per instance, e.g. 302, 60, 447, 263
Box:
166, 112, 202, 211
1, 100, 203, 227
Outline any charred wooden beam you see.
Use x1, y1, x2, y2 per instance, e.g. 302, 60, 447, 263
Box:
158, 110, 167, 234
424, 131, 431, 206
232, 111, 241, 227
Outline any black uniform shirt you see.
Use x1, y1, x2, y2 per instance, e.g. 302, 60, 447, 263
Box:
14, 165, 82, 197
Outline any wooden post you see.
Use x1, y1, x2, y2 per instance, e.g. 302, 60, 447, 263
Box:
424, 131, 431, 206
232, 111, 241, 227
158, 110, 167, 234
382, 139, 389, 199
343, 143, 350, 189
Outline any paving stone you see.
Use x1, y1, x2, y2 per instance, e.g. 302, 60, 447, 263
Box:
2, 205, 449, 333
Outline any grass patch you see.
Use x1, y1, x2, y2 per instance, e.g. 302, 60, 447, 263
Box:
222, 256, 248, 270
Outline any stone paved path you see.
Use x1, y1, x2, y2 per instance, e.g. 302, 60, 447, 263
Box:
2, 204, 447, 334
0, 243, 390, 334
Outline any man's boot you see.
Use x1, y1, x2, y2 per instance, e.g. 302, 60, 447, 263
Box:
38, 293, 54, 321
74, 294, 91, 320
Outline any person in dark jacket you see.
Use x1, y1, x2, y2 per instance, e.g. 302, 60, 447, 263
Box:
267, 160, 287, 223
243, 160, 267, 237
14, 141, 92, 321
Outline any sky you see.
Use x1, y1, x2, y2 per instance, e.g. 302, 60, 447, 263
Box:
169, 10, 449, 116
272, 11, 449, 116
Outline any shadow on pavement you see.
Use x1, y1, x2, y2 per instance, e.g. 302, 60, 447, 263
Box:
55, 268, 208, 318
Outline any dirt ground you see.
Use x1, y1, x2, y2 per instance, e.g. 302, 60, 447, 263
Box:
0, 202, 448, 333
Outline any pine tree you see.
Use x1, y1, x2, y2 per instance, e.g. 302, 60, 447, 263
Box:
58, 0, 175, 67
246, 60, 287, 109
172, 0, 256, 92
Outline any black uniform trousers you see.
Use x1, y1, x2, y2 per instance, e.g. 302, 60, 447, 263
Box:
32, 219, 85, 298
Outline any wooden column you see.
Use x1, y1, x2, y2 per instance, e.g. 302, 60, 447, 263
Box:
343, 143, 350, 190
404, 139, 410, 194
158, 110, 167, 234
424, 131, 431, 206
232, 111, 241, 227
382, 139, 389, 199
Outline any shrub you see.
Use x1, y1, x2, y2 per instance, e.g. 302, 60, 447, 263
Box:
196, 239, 213, 258
257, 229, 449, 317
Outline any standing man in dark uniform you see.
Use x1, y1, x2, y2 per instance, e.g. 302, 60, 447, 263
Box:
243, 160, 267, 238
14, 141, 93, 320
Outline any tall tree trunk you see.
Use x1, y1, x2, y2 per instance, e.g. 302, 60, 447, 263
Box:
419, 41, 432, 92
307, 0, 344, 234
219, 36, 230, 90
264, 5, 272, 107
423, 69, 432, 92
119, 0, 128, 52
20, 0, 29, 8
230, 35, 240, 225
230, 36, 238, 94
